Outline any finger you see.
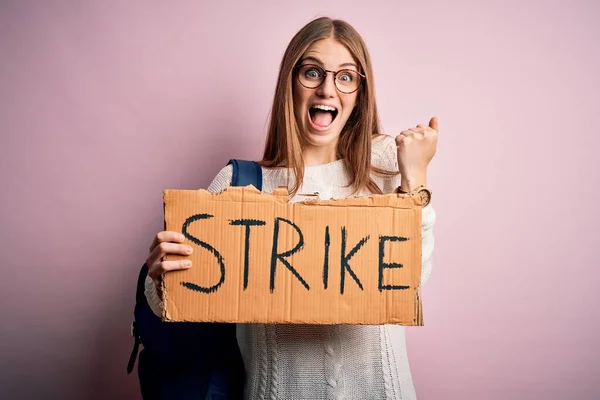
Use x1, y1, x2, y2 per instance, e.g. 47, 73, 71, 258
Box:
397, 130, 416, 141
146, 242, 193, 268
416, 124, 425, 129
395, 131, 409, 143
395, 134, 414, 149
409, 127, 424, 134
148, 260, 193, 281
429, 116, 439, 132
150, 231, 185, 252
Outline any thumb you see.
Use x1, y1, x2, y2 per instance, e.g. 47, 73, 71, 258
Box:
429, 116, 439, 132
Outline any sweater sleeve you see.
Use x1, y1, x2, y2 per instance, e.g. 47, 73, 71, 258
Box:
144, 165, 234, 317
372, 135, 436, 286
420, 205, 436, 285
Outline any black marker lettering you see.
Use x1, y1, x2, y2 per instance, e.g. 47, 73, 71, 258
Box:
378, 235, 410, 291
323, 225, 330, 289
181, 213, 225, 294
340, 227, 368, 294
229, 219, 266, 290
270, 217, 310, 292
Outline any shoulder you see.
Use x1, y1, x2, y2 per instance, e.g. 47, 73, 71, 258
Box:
370, 134, 398, 171
371, 133, 396, 151
207, 164, 233, 193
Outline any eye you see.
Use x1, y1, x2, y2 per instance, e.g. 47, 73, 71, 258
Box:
304, 67, 322, 80
337, 71, 355, 82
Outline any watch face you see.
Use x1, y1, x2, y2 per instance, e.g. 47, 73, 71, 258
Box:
418, 188, 431, 206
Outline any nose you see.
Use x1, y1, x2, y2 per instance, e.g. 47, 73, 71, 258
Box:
316, 72, 336, 98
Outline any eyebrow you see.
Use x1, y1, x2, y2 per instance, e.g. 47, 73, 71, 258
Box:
300, 56, 358, 70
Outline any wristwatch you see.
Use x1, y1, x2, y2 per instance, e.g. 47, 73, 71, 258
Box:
395, 186, 432, 207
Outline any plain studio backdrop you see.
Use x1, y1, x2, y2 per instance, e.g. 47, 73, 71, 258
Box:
0, 1, 598, 399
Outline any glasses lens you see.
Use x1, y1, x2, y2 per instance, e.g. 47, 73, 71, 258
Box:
335, 70, 361, 93
297, 65, 324, 89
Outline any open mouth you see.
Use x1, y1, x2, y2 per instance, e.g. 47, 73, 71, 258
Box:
309, 104, 338, 129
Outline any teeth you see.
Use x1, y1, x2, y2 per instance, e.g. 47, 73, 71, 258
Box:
311, 105, 337, 112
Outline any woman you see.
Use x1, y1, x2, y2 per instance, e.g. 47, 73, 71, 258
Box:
144, 17, 437, 399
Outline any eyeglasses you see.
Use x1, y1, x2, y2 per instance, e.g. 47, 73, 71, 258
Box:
294, 64, 365, 94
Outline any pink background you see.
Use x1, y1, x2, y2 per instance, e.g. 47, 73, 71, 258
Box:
1, 1, 598, 399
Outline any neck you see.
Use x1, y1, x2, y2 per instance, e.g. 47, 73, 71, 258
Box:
302, 142, 339, 166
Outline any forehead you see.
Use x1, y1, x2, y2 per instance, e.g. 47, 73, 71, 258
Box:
301, 38, 356, 69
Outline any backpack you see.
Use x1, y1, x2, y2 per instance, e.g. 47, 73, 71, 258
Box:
127, 159, 263, 400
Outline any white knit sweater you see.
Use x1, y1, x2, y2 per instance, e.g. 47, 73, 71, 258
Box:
145, 135, 436, 400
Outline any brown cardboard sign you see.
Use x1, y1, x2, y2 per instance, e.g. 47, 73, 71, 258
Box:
161, 186, 424, 325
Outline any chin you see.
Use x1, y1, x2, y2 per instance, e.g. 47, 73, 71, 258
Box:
302, 122, 343, 148
304, 132, 340, 148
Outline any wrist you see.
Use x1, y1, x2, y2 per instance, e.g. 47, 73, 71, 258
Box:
400, 173, 427, 192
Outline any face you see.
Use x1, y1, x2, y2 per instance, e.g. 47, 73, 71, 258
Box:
293, 38, 360, 151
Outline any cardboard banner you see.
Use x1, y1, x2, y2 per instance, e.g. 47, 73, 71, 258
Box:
161, 186, 424, 325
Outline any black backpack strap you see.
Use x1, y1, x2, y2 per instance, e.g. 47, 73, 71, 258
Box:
228, 159, 262, 191
127, 321, 141, 374
128, 263, 149, 374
